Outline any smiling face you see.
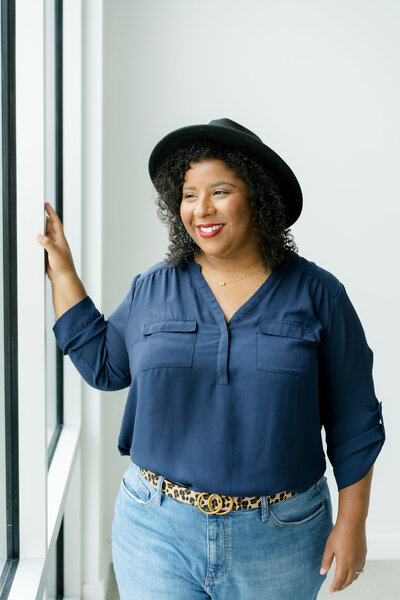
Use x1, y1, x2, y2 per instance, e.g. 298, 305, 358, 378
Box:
180, 158, 262, 263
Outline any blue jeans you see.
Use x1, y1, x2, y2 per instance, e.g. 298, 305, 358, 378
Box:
112, 461, 333, 599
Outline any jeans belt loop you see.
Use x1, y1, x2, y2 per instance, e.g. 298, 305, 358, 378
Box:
156, 473, 165, 506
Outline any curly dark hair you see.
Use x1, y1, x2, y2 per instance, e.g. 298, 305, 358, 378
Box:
152, 140, 298, 272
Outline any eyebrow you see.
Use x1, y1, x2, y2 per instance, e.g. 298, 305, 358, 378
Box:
182, 181, 238, 191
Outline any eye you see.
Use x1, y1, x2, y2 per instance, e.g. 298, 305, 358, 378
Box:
182, 190, 228, 200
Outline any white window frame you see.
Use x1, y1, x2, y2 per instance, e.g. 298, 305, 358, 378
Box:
9, 1, 83, 598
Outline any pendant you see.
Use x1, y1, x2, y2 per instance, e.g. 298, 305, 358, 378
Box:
220, 281, 225, 286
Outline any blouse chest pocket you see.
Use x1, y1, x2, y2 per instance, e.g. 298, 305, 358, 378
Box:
140, 319, 197, 371
256, 320, 316, 376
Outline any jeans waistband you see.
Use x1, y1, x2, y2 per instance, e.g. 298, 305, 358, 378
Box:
138, 466, 297, 515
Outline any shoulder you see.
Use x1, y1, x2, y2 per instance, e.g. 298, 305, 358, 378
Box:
294, 253, 344, 300
135, 259, 185, 289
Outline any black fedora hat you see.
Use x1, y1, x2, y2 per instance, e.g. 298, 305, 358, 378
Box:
148, 117, 302, 228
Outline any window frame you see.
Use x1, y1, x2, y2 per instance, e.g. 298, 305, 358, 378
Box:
47, 0, 63, 472
1, 1, 83, 598
0, 0, 20, 595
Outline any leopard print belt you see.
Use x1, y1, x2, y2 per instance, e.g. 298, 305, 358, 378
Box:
139, 466, 297, 515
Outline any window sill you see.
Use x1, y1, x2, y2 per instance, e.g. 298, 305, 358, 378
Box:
8, 425, 81, 600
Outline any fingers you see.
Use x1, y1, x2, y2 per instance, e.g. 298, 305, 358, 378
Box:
45, 201, 57, 217
44, 214, 59, 239
45, 215, 53, 236
320, 548, 334, 575
35, 214, 59, 250
329, 566, 348, 593
35, 202, 66, 248
320, 547, 353, 593
35, 232, 54, 248
44, 201, 64, 235
329, 567, 360, 593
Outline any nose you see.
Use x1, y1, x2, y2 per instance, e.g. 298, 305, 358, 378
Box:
193, 194, 216, 218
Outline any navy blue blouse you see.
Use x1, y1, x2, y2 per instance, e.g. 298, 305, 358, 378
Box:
53, 252, 386, 496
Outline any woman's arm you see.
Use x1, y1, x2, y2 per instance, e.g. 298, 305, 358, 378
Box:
337, 464, 373, 525
51, 272, 87, 320
317, 282, 386, 593
36, 201, 136, 391
320, 466, 373, 593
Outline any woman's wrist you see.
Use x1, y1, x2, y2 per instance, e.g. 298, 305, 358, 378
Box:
51, 272, 87, 320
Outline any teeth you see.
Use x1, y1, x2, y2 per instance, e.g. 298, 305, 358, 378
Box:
199, 225, 223, 233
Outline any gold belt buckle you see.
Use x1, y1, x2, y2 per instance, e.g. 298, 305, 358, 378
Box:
196, 492, 234, 515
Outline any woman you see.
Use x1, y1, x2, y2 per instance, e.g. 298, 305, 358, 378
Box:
35, 118, 386, 599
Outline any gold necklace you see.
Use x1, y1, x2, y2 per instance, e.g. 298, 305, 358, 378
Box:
200, 251, 268, 286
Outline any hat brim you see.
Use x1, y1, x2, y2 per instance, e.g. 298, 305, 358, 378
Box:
148, 123, 302, 229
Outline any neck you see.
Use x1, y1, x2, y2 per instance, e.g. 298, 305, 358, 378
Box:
196, 250, 268, 275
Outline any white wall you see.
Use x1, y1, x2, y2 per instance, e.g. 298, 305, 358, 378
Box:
99, 0, 399, 562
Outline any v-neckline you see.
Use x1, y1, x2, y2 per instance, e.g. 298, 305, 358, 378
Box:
187, 252, 299, 329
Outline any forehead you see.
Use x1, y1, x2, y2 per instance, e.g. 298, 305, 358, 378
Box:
184, 158, 238, 180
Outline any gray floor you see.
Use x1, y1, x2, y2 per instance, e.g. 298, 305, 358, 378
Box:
106, 560, 399, 599
106, 563, 120, 600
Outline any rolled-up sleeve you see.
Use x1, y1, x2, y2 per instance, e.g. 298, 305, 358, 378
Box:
52, 273, 141, 391
318, 284, 386, 491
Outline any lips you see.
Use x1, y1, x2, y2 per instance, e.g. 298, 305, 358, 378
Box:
197, 224, 225, 238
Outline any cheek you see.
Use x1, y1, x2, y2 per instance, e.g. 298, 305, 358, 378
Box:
226, 194, 251, 216
227, 203, 252, 225
180, 204, 191, 228
238, 202, 255, 224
